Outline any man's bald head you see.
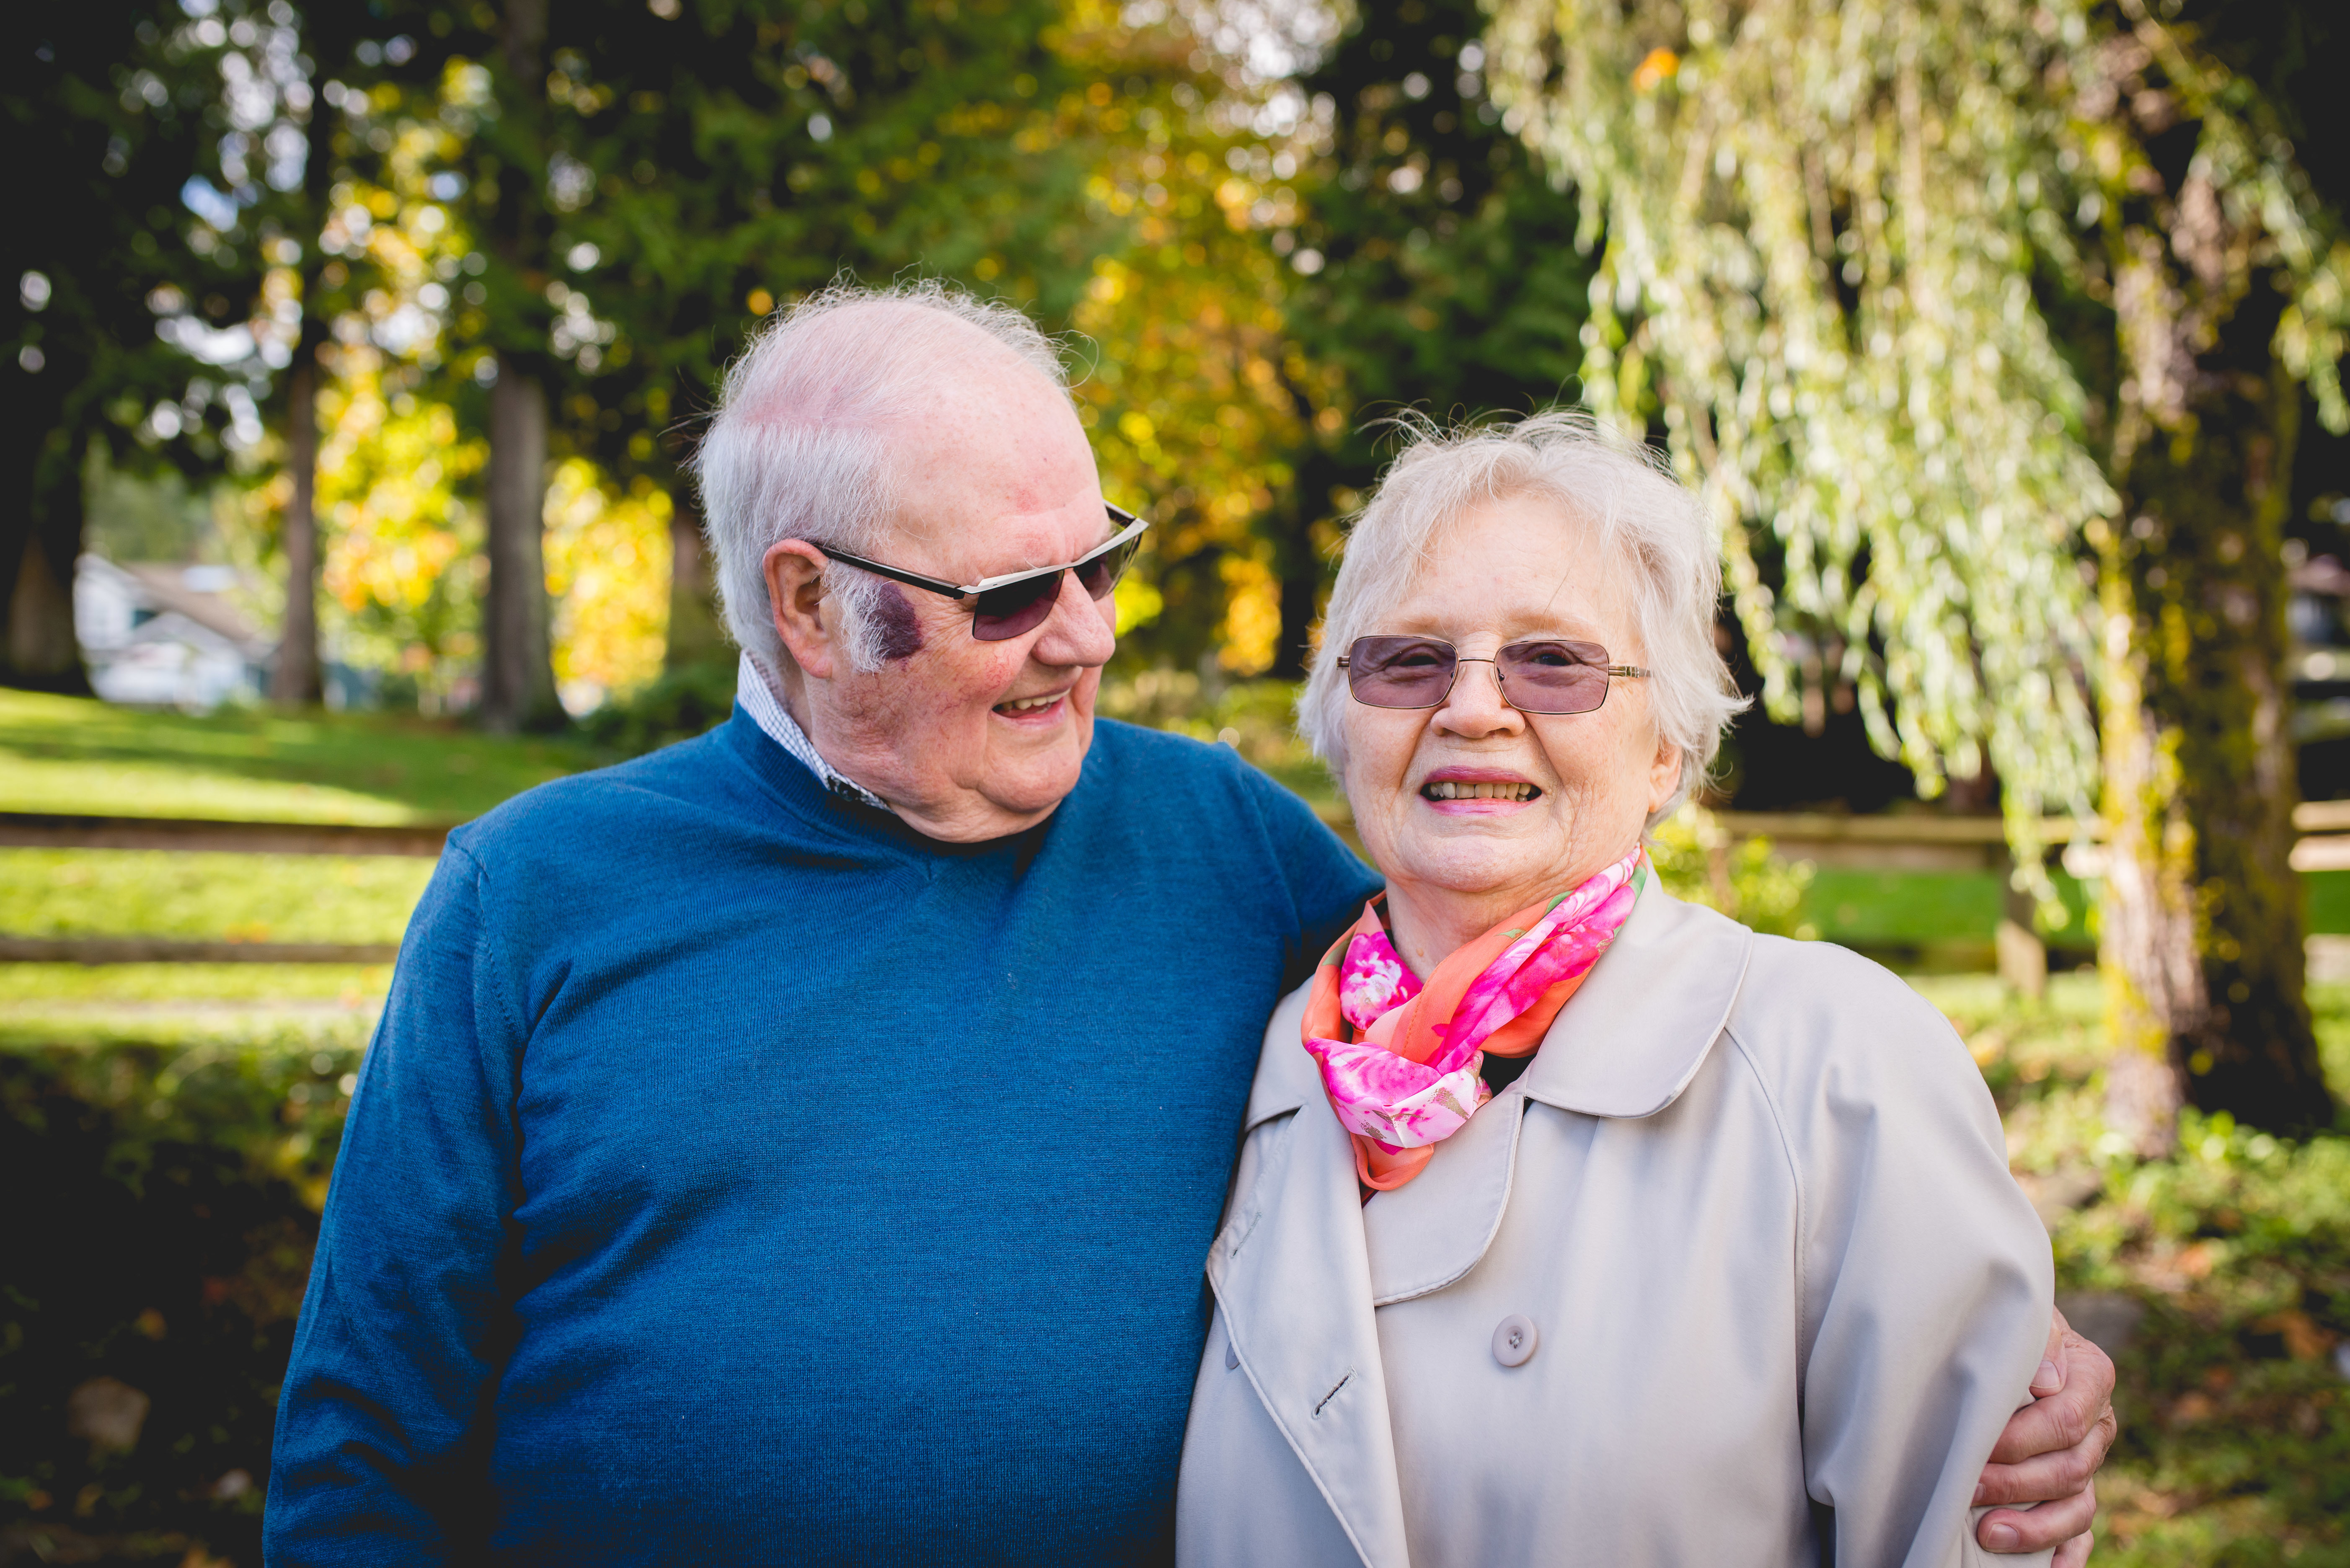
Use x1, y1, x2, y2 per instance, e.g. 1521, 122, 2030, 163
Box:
691, 280, 1079, 672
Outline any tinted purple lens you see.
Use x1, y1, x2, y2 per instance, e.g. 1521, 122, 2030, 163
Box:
971, 532, 1143, 640
1494, 639, 1611, 713
970, 571, 1065, 641
1344, 636, 1460, 707
1073, 532, 1143, 600
1345, 636, 1616, 713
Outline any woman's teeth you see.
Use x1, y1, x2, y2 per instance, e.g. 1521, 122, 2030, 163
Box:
996, 693, 1060, 714
1422, 780, 1539, 802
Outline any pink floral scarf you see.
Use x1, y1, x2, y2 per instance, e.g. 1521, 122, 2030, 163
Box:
1302, 847, 1647, 1190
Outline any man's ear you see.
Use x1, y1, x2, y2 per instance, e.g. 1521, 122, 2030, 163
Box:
764, 540, 839, 681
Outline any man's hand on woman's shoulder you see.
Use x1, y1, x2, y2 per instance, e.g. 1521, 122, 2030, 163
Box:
1975, 1305, 2119, 1565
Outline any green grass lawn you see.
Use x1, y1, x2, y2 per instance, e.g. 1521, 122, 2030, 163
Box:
0, 962, 391, 1051
0, 849, 432, 943
1802, 866, 2350, 945
0, 689, 592, 824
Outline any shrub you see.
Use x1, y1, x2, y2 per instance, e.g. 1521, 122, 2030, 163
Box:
0, 1038, 360, 1566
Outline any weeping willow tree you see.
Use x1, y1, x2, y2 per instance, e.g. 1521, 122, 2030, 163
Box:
1484, 0, 2349, 1139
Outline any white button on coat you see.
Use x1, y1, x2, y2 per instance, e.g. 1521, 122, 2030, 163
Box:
1491, 1313, 1538, 1367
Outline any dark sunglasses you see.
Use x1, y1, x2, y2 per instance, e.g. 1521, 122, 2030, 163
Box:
1338, 635, 1649, 715
814, 504, 1148, 642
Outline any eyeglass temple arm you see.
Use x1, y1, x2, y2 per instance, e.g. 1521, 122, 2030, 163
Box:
808, 546, 968, 601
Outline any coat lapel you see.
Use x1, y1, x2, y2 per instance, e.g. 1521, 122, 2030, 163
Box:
1358, 884, 1756, 1304
1210, 987, 1412, 1568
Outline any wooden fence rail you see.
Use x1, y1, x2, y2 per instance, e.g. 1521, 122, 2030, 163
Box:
0, 812, 450, 858
0, 938, 400, 965
10, 805, 2350, 963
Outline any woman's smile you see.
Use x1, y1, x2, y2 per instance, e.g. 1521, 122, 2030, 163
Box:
1417, 767, 1544, 810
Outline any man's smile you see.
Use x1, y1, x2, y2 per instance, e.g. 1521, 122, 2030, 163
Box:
994, 686, 1072, 718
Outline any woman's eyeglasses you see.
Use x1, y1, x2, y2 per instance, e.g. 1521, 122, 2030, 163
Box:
1338, 635, 1649, 714
814, 504, 1148, 642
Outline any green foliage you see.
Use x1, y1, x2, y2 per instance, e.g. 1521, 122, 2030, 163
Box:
1286, 0, 1590, 430
82, 449, 221, 565
1646, 805, 1817, 938
578, 656, 739, 759
7, 1, 260, 687
1484, 0, 2122, 881
404, 0, 1121, 489
2051, 1116, 2350, 1560
1097, 672, 1344, 815
1913, 970, 2350, 1561
0, 1036, 359, 1565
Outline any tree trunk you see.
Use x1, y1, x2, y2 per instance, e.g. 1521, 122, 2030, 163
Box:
5, 531, 83, 692
481, 358, 557, 732
476, 0, 559, 733
1267, 443, 1341, 682
663, 493, 726, 671
272, 38, 342, 712
272, 349, 323, 706
3, 409, 92, 695
2100, 354, 2336, 1144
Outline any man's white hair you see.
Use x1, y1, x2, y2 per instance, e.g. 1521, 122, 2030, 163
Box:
688, 279, 1070, 672
1298, 411, 1747, 826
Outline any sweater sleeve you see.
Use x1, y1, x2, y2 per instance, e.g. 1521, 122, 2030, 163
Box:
264, 842, 526, 1565
1777, 973, 2057, 1568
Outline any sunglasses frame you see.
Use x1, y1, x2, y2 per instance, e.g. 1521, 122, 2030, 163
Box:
1337, 634, 1650, 715
813, 504, 1147, 640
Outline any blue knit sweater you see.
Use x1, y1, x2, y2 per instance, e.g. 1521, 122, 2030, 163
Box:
264, 708, 1379, 1565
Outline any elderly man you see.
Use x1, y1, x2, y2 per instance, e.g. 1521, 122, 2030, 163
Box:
266, 282, 2113, 1564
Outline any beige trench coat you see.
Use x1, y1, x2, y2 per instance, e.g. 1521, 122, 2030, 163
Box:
1177, 885, 2055, 1568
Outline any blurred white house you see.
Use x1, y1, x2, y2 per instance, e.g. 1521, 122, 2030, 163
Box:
75, 554, 273, 710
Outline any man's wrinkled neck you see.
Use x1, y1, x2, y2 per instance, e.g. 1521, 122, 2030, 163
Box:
750, 651, 1066, 844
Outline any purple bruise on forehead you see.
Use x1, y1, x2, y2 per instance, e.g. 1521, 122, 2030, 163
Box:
871, 583, 926, 661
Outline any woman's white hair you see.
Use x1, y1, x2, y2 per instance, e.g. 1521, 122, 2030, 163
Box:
688, 279, 1069, 672
1299, 411, 1747, 826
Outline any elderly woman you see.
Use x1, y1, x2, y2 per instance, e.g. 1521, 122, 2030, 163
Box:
1176, 414, 2058, 1567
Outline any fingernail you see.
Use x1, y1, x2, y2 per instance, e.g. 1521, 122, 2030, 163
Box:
1984, 1523, 2020, 1550
1973, 1482, 1988, 1505
2035, 1358, 2061, 1389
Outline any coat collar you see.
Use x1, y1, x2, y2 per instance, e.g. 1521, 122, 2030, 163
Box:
1516, 878, 1754, 1118
1237, 880, 1755, 1137
1210, 886, 1757, 1565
